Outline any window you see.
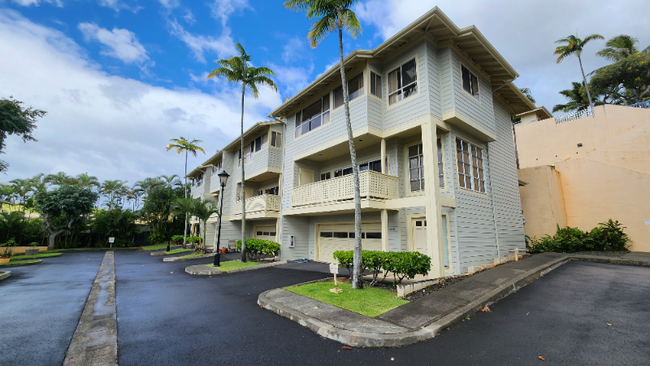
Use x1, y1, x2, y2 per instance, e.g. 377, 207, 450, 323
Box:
370, 71, 382, 98
271, 131, 282, 148
212, 161, 222, 175
238, 149, 241, 167
320, 172, 330, 181
195, 173, 204, 186
265, 186, 279, 195
461, 65, 479, 97
334, 167, 353, 177
333, 158, 382, 178
388, 58, 417, 105
243, 142, 253, 164
437, 137, 444, 188
408, 143, 424, 192
254, 133, 268, 152
456, 137, 486, 193
333, 72, 364, 109
295, 95, 330, 138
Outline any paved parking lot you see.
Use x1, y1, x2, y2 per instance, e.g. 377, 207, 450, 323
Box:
1, 252, 649, 365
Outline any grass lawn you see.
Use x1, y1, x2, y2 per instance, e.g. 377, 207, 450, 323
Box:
141, 244, 177, 251
11, 253, 62, 260
205, 260, 261, 271
285, 282, 409, 317
165, 248, 193, 255
0, 259, 41, 266
179, 253, 211, 259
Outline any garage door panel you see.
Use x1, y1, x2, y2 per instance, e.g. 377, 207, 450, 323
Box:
318, 222, 382, 263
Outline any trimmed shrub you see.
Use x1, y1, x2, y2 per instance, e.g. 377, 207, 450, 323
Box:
526, 219, 630, 253
333, 250, 431, 286
171, 235, 184, 243
236, 239, 281, 261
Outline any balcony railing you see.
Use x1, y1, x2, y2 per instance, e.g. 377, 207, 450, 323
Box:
631, 100, 650, 109
234, 194, 280, 215
292, 170, 399, 207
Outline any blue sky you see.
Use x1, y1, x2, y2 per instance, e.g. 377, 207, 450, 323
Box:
0, 0, 647, 185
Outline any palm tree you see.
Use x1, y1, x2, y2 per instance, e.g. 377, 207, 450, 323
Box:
519, 87, 536, 104
166, 137, 205, 248
554, 34, 604, 111
207, 43, 277, 262
101, 180, 129, 210
553, 81, 604, 113
158, 174, 181, 190
285, 0, 364, 289
597, 35, 640, 62
44, 171, 77, 187
9, 178, 32, 217
76, 173, 100, 189
170, 197, 198, 249
192, 199, 220, 254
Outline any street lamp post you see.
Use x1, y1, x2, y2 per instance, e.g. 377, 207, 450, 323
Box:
213, 170, 229, 267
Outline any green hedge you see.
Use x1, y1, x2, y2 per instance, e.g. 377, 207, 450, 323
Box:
332, 250, 431, 286
527, 219, 630, 253
236, 239, 281, 262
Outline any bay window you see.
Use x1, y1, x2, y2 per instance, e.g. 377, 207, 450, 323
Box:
295, 95, 330, 138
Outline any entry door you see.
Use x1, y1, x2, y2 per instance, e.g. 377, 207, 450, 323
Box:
413, 219, 428, 255
254, 225, 277, 242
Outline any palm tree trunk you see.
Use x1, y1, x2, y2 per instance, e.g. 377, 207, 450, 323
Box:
183, 150, 188, 249
338, 24, 363, 289
578, 55, 594, 111
240, 82, 247, 262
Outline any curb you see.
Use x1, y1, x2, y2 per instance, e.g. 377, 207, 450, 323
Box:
258, 256, 572, 348
569, 255, 650, 267
163, 253, 215, 262
1, 260, 43, 268
185, 260, 288, 276
151, 249, 193, 257
0, 271, 10, 281
142, 245, 184, 252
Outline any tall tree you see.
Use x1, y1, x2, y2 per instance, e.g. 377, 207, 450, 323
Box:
9, 178, 32, 217
285, 0, 364, 289
207, 43, 277, 262
44, 171, 77, 187
76, 173, 100, 189
0, 97, 46, 172
166, 137, 205, 248
597, 35, 640, 62
101, 180, 129, 210
553, 81, 604, 113
554, 34, 604, 111
191, 199, 220, 254
35, 185, 98, 250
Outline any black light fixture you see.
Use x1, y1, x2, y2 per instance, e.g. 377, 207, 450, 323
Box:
213, 170, 229, 267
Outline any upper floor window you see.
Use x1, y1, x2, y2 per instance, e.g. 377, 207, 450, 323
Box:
437, 137, 444, 188
370, 71, 382, 99
408, 143, 424, 192
271, 131, 282, 148
456, 137, 485, 193
333, 72, 364, 109
211, 161, 222, 175
461, 65, 479, 97
194, 172, 204, 186
388, 58, 417, 105
333, 158, 383, 178
295, 95, 330, 138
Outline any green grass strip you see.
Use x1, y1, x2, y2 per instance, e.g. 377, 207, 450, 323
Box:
11, 253, 62, 260
205, 260, 261, 272
179, 253, 210, 259
0, 260, 40, 266
285, 282, 408, 318
141, 244, 171, 251
165, 248, 193, 255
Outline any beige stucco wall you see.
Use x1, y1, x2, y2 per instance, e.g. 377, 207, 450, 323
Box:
516, 104, 650, 252
519, 166, 567, 239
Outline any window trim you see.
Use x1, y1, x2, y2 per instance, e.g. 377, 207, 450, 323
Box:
370, 70, 382, 101
271, 131, 282, 149
455, 136, 487, 194
406, 142, 425, 194
460, 64, 480, 99
387, 56, 419, 107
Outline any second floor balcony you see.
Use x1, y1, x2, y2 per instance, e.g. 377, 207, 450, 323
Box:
292, 170, 399, 207
233, 193, 281, 220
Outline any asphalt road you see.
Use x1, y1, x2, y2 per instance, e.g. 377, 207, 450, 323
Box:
0, 252, 106, 366
2, 252, 648, 366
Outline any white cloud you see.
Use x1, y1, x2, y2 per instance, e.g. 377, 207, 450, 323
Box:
183, 8, 195, 25
0, 9, 281, 184
271, 63, 314, 97
11, 0, 62, 6
78, 23, 149, 64
210, 0, 249, 27
158, 0, 178, 9
282, 36, 308, 64
169, 20, 236, 63
354, 0, 649, 115
98, 0, 142, 13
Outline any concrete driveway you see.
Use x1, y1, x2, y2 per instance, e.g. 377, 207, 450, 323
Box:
1, 252, 648, 365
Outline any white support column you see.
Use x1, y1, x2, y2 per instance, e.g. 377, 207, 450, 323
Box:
421, 120, 445, 278
380, 138, 387, 174
381, 209, 388, 251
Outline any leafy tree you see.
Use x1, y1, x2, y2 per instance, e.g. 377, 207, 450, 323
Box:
76, 173, 100, 189
597, 35, 640, 62
553, 81, 604, 113
90, 208, 138, 247
0, 211, 44, 245
9, 178, 33, 216
166, 137, 205, 248
554, 34, 604, 111
208, 43, 277, 262
0, 97, 46, 172
44, 171, 77, 187
285, 0, 364, 288
34, 185, 98, 250
141, 183, 183, 244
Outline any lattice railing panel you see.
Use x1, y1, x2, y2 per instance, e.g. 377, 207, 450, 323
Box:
292, 170, 398, 206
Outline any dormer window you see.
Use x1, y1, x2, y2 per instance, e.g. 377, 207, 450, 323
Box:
295, 95, 330, 138
388, 58, 417, 105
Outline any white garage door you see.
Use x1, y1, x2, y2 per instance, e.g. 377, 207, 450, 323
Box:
255, 225, 277, 242
317, 223, 383, 263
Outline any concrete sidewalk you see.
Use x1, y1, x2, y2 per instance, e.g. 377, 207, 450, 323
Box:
258, 252, 650, 348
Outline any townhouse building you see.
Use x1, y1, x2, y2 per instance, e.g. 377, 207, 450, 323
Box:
189, 7, 539, 278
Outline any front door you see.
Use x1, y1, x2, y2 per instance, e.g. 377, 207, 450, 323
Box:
413, 219, 428, 255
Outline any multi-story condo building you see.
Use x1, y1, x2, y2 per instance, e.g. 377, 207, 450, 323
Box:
189, 7, 539, 278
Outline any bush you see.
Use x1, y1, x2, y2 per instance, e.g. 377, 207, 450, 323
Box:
171, 235, 184, 243
526, 220, 630, 254
333, 250, 431, 286
147, 232, 166, 244
236, 239, 281, 261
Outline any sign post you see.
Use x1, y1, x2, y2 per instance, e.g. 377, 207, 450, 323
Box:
108, 237, 115, 249
329, 263, 342, 294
